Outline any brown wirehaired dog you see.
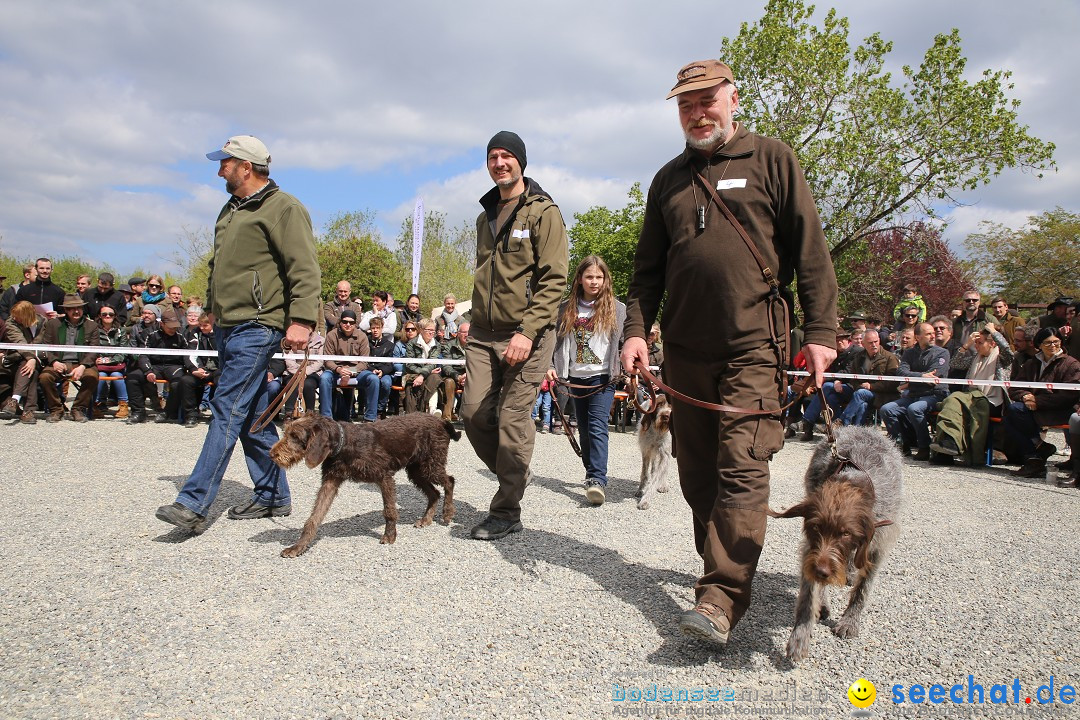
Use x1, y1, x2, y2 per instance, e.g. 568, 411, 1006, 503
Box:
636, 393, 673, 510
270, 413, 458, 557
768, 425, 903, 662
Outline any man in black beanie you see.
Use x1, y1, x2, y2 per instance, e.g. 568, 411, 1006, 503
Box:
462, 131, 568, 540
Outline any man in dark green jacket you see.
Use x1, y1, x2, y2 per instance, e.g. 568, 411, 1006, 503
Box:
157, 135, 320, 533
463, 131, 568, 541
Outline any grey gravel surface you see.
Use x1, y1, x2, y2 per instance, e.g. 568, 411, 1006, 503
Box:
0, 418, 1076, 720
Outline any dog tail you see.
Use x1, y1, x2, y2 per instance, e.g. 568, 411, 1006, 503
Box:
443, 420, 461, 442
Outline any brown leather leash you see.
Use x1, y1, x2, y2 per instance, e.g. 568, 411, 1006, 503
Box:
629, 359, 815, 418
551, 393, 582, 457
551, 376, 621, 399
250, 342, 309, 433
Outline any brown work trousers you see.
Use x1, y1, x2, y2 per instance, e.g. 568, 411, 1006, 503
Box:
40, 362, 99, 413
663, 342, 785, 628
461, 326, 554, 522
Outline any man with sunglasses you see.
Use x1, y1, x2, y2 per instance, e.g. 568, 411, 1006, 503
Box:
952, 291, 987, 347
156, 135, 320, 533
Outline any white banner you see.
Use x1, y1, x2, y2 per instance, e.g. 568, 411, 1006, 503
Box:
411, 197, 424, 295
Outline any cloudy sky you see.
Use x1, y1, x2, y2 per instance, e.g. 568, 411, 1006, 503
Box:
0, 0, 1075, 277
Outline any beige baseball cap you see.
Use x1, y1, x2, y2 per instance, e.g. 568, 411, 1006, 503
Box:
666, 60, 735, 99
206, 135, 271, 164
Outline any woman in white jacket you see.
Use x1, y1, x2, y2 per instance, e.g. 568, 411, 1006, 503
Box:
548, 256, 625, 506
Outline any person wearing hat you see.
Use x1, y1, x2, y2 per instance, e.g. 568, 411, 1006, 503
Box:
37, 294, 100, 422
157, 134, 320, 533
1039, 297, 1073, 330
319, 306, 378, 420
620, 59, 838, 647
86, 272, 126, 324
462, 130, 569, 541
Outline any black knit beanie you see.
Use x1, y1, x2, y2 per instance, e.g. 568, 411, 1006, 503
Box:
486, 131, 527, 171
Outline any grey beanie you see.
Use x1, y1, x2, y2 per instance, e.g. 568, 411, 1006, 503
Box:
486, 131, 527, 171
146, 304, 162, 319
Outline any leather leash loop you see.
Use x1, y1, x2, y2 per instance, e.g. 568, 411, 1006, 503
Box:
250, 342, 308, 434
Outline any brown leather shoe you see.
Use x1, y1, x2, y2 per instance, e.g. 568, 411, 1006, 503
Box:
0, 398, 19, 420
70, 408, 89, 423
679, 602, 730, 646
1011, 458, 1046, 478
46, 409, 64, 423
19, 409, 37, 424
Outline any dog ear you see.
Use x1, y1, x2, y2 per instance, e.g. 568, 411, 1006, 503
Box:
874, 518, 893, 528
304, 420, 333, 468
854, 515, 877, 569
640, 410, 654, 431
766, 501, 809, 519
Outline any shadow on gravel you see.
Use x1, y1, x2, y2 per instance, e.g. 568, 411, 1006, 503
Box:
528, 471, 642, 506
150, 475, 253, 543
249, 509, 391, 552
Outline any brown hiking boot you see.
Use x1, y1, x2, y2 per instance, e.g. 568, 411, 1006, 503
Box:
679, 602, 730, 645
70, 407, 89, 423
46, 408, 64, 423
0, 397, 19, 420
19, 409, 37, 424
115, 400, 130, 419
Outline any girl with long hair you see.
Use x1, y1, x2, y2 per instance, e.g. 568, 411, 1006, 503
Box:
0, 301, 42, 423
547, 255, 626, 505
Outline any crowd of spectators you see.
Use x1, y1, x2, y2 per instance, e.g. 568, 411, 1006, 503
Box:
1, 261, 1077, 486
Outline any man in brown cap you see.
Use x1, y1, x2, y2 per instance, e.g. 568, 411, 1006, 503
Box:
622, 60, 838, 646
38, 294, 100, 422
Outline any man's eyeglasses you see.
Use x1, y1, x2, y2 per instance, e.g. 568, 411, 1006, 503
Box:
933, 326, 948, 332
964, 298, 980, 303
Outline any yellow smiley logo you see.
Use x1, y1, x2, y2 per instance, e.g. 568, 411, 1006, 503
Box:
848, 678, 876, 708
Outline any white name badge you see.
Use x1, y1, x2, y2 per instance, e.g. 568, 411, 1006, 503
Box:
512, 229, 531, 239
717, 179, 747, 190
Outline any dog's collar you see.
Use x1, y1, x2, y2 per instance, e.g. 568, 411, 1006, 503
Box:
328, 422, 346, 459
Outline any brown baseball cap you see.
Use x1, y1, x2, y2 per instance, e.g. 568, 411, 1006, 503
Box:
667, 60, 735, 99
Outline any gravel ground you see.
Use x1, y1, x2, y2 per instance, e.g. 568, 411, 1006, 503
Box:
0, 417, 1076, 720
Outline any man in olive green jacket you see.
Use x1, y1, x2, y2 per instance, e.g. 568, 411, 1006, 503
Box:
463, 131, 568, 541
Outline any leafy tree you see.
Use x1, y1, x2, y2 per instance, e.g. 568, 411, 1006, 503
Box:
318, 210, 408, 303
962, 208, 1080, 303
721, 0, 1056, 259
840, 223, 975, 324
169, 226, 214, 300
566, 183, 645, 300
395, 211, 475, 312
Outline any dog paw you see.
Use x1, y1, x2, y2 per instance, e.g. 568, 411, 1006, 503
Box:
657, 483, 670, 493
785, 627, 812, 662
832, 616, 861, 639
380, 534, 397, 544
281, 545, 304, 558
413, 518, 432, 528
818, 604, 831, 622
637, 498, 651, 510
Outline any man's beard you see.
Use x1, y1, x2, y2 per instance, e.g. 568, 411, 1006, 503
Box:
684, 121, 732, 151
225, 177, 239, 195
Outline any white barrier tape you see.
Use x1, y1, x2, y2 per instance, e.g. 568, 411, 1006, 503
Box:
788, 369, 1080, 392
0, 343, 465, 366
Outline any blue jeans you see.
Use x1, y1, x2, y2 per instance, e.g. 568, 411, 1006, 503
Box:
532, 390, 552, 428
841, 388, 877, 426
880, 393, 939, 449
375, 372, 393, 414
175, 323, 288, 516
570, 375, 615, 486
319, 368, 379, 420
96, 371, 128, 402
803, 383, 853, 424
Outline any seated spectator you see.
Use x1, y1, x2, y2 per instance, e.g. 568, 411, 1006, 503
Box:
437, 320, 466, 421
87, 272, 126, 323
402, 318, 444, 414
16, 257, 65, 319
123, 278, 146, 326
93, 306, 129, 419
798, 330, 857, 440
359, 290, 397, 337
320, 309, 377, 421
892, 284, 927, 327
389, 321, 415, 413
38, 294, 100, 422
896, 326, 915, 354
1004, 327, 1080, 477
366, 316, 396, 419
395, 294, 424, 342
1009, 323, 1039, 380
928, 314, 960, 358
434, 293, 461, 340
159, 285, 188, 332
323, 281, 362, 334
174, 313, 219, 427
1039, 297, 1072, 330
929, 323, 1013, 464
880, 322, 951, 461
0, 301, 42, 423
125, 306, 185, 424
952, 290, 987, 348
840, 329, 899, 426
142, 275, 166, 307
988, 297, 1023, 349
894, 303, 921, 336
75, 274, 92, 299
647, 324, 664, 371
0, 264, 36, 321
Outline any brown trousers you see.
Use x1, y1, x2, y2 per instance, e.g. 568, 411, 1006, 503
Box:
663, 343, 784, 628
40, 362, 99, 412
402, 372, 445, 414
461, 326, 554, 522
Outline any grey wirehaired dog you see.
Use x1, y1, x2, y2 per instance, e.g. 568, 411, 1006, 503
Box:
270, 413, 458, 557
767, 425, 903, 662
636, 393, 673, 510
